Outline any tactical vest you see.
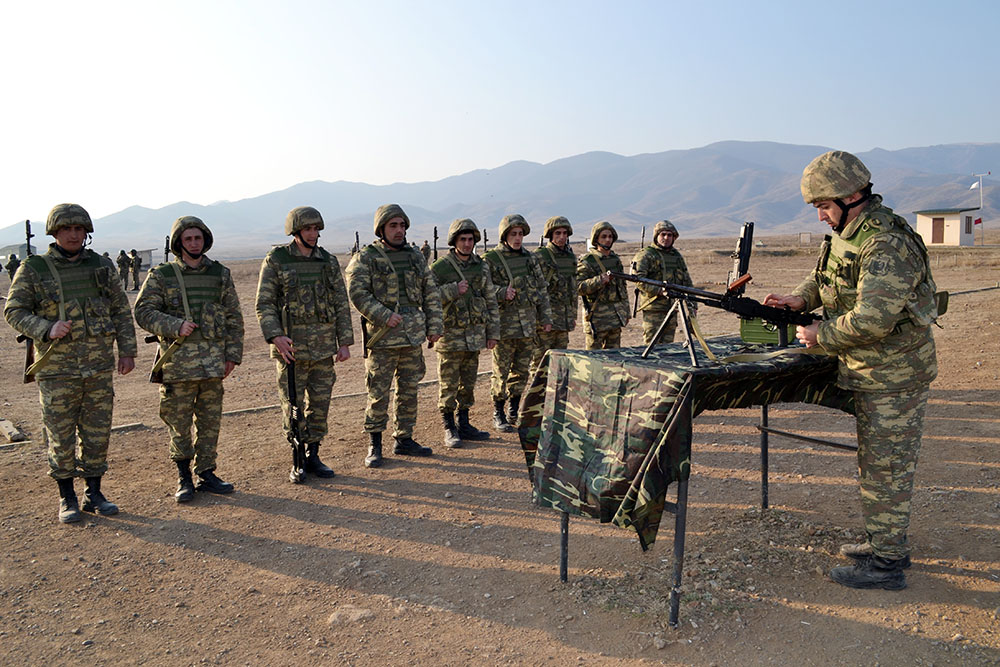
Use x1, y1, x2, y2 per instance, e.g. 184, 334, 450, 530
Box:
271, 245, 343, 324
154, 261, 227, 339
362, 244, 426, 311
638, 246, 686, 310
485, 248, 535, 309
539, 245, 576, 300
26, 251, 116, 337
584, 252, 627, 303
433, 255, 489, 328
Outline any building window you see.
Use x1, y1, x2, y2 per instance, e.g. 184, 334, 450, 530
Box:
966, 216, 973, 234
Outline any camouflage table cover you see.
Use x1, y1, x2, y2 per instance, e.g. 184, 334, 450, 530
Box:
518, 335, 855, 549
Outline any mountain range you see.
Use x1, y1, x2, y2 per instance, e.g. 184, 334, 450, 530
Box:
2, 141, 996, 258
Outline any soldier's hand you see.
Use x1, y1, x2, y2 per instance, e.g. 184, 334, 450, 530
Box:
486, 338, 497, 350
457, 279, 469, 295
505, 286, 516, 301
542, 324, 552, 333
118, 356, 135, 375
336, 345, 350, 362
273, 335, 295, 363
48, 320, 72, 340
223, 361, 236, 378
427, 334, 441, 345
600, 273, 611, 285
795, 322, 820, 348
387, 312, 403, 328
178, 320, 198, 337
763, 294, 806, 311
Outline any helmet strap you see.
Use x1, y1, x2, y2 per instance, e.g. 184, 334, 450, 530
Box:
832, 184, 872, 233
53, 242, 83, 259
381, 236, 407, 250
294, 231, 317, 251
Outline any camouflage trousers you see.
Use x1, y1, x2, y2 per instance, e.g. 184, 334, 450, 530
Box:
584, 323, 621, 350
365, 346, 425, 438
276, 357, 335, 445
438, 349, 481, 412
159, 378, 224, 474
118, 268, 128, 285
529, 329, 570, 378
38, 372, 114, 480
641, 309, 678, 347
492, 336, 535, 401
854, 385, 929, 560
130, 269, 141, 290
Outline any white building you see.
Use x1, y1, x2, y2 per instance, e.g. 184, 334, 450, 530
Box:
913, 207, 979, 247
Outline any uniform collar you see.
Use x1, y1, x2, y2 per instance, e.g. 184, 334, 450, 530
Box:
838, 194, 883, 239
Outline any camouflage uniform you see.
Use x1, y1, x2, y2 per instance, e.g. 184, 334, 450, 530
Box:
421, 240, 431, 264
5, 254, 19, 280
631, 220, 694, 346
116, 251, 130, 285
530, 216, 577, 377
135, 217, 244, 479
346, 204, 443, 449
793, 152, 938, 578
577, 222, 630, 349
483, 214, 552, 426
129, 250, 142, 290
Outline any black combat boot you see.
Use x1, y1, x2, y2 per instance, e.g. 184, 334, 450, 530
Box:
175, 459, 195, 503
830, 554, 906, 590
393, 436, 433, 457
365, 432, 384, 468
56, 477, 82, 524
457, 409, 489, 441
507, 393, 522, 427
441, 411, 462, 448
840, 542, 911, 569
196, 469, 234, 495
304, 443, 336, 478
493, 400, 514, 433
82, 477, 119, 516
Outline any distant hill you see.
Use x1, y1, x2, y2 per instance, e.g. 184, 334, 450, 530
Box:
2, 141, 996, 258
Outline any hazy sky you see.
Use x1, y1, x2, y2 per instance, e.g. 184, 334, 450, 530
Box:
3, 0, 998, 226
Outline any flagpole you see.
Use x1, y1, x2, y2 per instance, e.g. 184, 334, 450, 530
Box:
972, 171, 990, 246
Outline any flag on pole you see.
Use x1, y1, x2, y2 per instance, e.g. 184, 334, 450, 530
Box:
974, 217, 982, 225
970, 181, 980, 190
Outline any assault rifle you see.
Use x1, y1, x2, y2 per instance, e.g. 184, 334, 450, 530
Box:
17, 220, 35, 383
283, 304, 307, 484
433, 226, 438, 261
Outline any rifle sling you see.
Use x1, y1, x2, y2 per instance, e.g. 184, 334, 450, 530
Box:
150, 263, 192, 374
25, 255, 68, 378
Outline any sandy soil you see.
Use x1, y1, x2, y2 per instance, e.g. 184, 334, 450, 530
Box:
1, 236, 998, 665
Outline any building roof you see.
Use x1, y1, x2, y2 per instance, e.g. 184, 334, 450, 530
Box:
913, 207, 980, 215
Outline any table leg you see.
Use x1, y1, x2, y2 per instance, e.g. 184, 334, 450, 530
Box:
668, 477, 689, 628
560, 511, 569, 583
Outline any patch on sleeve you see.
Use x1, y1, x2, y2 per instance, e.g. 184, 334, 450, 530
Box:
868, 257, 890, 276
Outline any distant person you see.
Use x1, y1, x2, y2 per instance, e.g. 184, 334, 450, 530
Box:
5, 253, 19, 280
420, 240, 431, 264
577, 222, 630, 349
102, 251, 110, 258
764, 151, 939, 590
116, 250, 130, 285
135, 216, 244, 502
129, 249, 142, 290
530, 216, 577, 377
631, 220, 695, 346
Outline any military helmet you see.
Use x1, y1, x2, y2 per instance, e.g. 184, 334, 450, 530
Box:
447, 218, 481, 246
170, 216, 214, 257
373, 204, 410, 238
653, 220, 678, 238
590, 221, 618, 248
8, 254, 15, 260
130, 248, 137, 254
800, 151, 872, 204
45, 203, 93, 235
498, 214, 530, 243
285, 206, 325, 236
542, 216, 572, 239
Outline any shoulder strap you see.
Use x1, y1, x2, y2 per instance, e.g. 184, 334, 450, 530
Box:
445, 253, 467, 282
491, 248, 515, 285
39, 255, 66, 321
170, 263, 192, 320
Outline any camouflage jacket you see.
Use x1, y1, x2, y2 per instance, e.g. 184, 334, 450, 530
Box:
135, 257, 244, 381
255, 242, 355, 360
483, 244, 553, 339
5, 257, 20, 278
346, 240, 443, 349
792, 196, 938, 391
577, 250, 630, 331
631, 244, 693, 312
4, 245, 137, 379
533, 242, 578, 332
130, 255, 141, 271
431, 250, 500, 351
116, 255, 130, 272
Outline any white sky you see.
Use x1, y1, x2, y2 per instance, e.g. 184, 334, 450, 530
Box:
2, 0, 998, 225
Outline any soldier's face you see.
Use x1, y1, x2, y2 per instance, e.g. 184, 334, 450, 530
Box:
656, 230, 676, 248
454, 233, 476, 256
814, 201, 841, 229
506, 227, 524, 250
298, 224, 321, 246
54, 224, 87, 253
551, 228, 569, 248
384, 218, 407, 245
180, 228, 204, 257
597, 230, 615, 253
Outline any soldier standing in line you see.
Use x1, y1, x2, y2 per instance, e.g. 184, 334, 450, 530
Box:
430, 219, 500, 447
483, 214, 552, 432
129, 249, 142, 290
529, 216, 577, 378
576, 221, 630, 349
631, 220, 695, 346
347, 204, 443, 467
765, 151, 939, 590
420, 240, 431, 264
135, 216, 244, 502
5, 253, 20, 280
116, 249, 130, 285
4, 204, 137, 523
255, 206, 353, 482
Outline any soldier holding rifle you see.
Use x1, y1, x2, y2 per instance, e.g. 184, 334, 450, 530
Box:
631, 220, 695, 346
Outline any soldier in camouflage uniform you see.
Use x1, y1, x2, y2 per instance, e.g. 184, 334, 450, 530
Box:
6, 254, 20, 280
346, 204, 443, 467
129, 249, 142, 290
116, 250, 130, 285
631, 220, 695, 346
431, 219, 500, 447
765, 151, 939, 590
483, 214, 552, 432
577, 221, 630, 349
529, 216, 577, 377
135, 216, 244, 502
255, 206, 354, 482
421, 240, 431, 264
4, 204, 137, 523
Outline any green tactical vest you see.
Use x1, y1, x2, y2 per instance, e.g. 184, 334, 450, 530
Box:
538, 245, 576, 300
271, 245, 345, 324
432, 255, 489, 328
584, 252, 627, 303
25, 251, 116, 337
154, 261, 227, 339
361, 244, 426, 311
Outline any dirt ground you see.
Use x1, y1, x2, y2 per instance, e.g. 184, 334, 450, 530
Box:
1, 234, 998, 666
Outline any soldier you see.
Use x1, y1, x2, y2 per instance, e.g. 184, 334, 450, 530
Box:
529, 216, 577, 377
483, 214, 552, 432
430, 219, 500, 447
576, 221, 630, 349
4, 204, 137, 523
116, 250, 130, 285
5, 253, 20, 280
347, 204, 443, 467
631, 220, 695, 346
420, 240, 431, 264
135, 216, 244, 502
255, 206, 353, 481
764, 151, 939, 590
129, 249, 142, 290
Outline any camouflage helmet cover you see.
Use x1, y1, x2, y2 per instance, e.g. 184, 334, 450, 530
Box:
170, 216, 214, 257
45, 203, 93, 235
542, 216, 572, 239
447, 218, 481, 246
498, 214, 530, 243
800, 150, 872, 203
589, 221, 618, 248
373, 204, 410, 238
285, 206, 325, 235
653, 220, 678, 238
